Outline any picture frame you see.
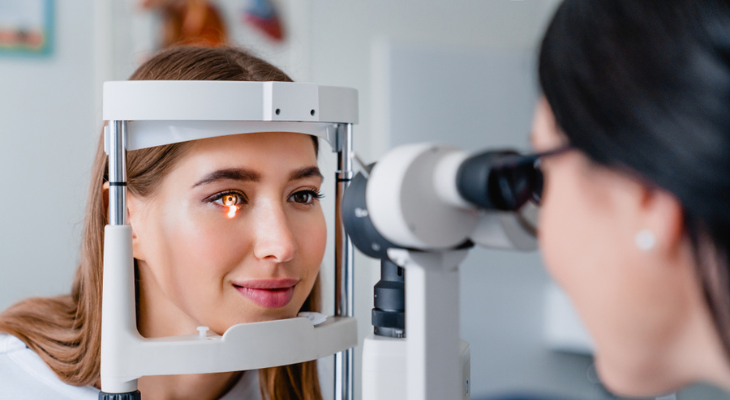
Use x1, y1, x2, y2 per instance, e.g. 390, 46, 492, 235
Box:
0, 0, 54, 56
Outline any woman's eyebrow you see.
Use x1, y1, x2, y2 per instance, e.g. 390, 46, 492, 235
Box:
290, 166, 323, 182
192, 168, 261, 188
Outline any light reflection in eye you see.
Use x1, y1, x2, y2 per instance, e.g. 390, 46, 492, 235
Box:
222, 194, 240, 219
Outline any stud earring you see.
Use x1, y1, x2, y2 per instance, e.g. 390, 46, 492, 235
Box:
635, 229, 656, 251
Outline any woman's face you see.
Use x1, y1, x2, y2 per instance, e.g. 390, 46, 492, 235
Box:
531, 97, 698, 396
128, 132, 326, 337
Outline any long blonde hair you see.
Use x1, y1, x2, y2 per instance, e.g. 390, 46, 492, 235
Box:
0, 46, 322, 400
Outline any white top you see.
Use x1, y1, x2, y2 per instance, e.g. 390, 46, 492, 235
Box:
0, 334, 262, 400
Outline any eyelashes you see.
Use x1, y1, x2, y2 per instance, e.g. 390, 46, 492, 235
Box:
289, 189, 324, 205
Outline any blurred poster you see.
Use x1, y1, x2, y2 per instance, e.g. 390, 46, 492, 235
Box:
141, 0, 228, 48
243, 0, 284, 42
0, 0, 53, 55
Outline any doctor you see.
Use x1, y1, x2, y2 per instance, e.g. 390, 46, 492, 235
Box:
534, 0, 730, 396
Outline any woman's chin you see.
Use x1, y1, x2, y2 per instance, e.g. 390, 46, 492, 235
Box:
220, 309, 298, 329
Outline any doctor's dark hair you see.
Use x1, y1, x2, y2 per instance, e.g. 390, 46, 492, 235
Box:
540, 0, 730, 355
0, 46, 322, 400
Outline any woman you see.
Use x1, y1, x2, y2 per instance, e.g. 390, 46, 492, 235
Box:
535, 0, 730, 397
0, 46, 325, 400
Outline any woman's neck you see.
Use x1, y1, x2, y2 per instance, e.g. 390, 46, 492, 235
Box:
683, 309, 730, 391
666, 262, 730, 393
137, 372, 243, 400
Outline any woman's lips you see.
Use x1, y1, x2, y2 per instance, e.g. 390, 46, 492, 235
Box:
233, 279, 298, 308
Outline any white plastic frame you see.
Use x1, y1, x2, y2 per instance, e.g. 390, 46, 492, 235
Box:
103, 81, 358, 151
100, 81, 358, 395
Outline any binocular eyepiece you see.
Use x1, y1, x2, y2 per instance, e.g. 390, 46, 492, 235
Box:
456, 150, 543, 212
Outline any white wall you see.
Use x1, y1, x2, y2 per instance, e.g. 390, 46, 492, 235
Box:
0, 0, 98, 311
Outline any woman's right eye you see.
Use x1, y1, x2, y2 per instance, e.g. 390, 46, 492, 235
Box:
210, 192, 246, 207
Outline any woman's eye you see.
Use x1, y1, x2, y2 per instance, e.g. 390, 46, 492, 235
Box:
212, 192, 245, 207
289, 190, 322, 205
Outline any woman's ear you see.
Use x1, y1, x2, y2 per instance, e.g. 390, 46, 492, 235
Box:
102, 182, 144, 260
102, 181, 110, 218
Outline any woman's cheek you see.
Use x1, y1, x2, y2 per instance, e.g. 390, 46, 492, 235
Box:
309, 210, 327, 260
537, 164, 605, 331
293, 208, 327, 301
293, 206, 327, 265
538, 207, 569, 291
177, 209, 245, 269
537, 173, 574, 289
165, 210, 251, 320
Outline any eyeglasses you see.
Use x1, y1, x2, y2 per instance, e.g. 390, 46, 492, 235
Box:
485, 144, 572, 211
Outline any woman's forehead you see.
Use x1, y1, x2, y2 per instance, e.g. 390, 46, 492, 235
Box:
176, 132, 320, 181
189, 132, 316, 160
193, 131, 315, 150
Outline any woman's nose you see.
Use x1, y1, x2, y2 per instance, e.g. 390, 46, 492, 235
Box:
252, 202, 297, 263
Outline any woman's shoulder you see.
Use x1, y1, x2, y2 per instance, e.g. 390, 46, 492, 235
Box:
0, 334, 262, 400
0, 333, 262, 400
0, 333, 25, 354
0, 333, 98, 400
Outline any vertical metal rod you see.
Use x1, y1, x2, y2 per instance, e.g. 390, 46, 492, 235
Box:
108, 121, 127, 226
101, 120, 140, 397
334, 123, 355, 400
